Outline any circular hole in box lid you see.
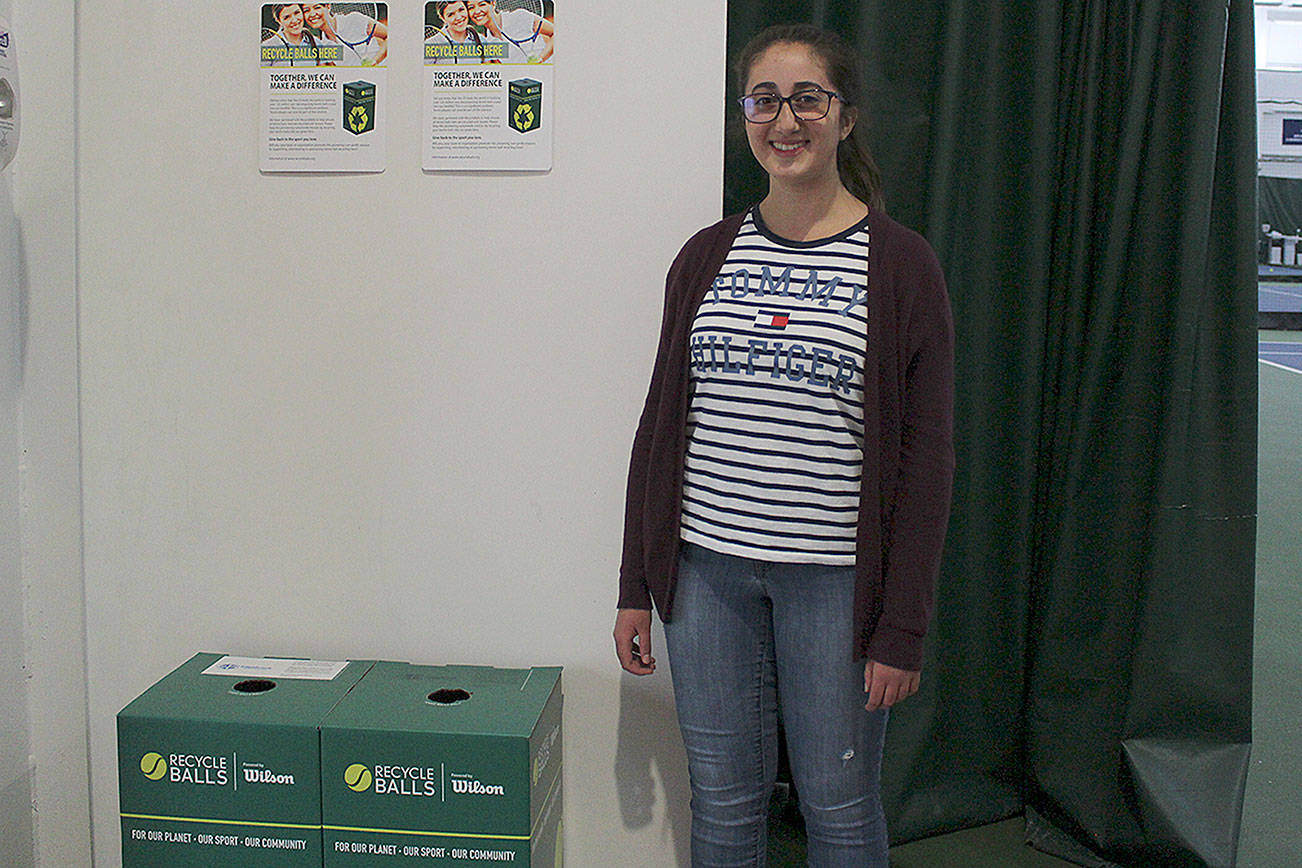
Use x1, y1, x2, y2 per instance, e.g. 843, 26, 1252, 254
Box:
427, 688, 472, 705
231, 679, 277, 694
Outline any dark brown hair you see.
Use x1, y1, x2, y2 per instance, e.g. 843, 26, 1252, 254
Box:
735, 23, 884, 211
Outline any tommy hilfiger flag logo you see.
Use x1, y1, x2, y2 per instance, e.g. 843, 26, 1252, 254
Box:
754, 311, 790, 330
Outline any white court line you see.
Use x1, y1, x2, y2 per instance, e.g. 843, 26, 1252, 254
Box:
1260, 358, 1302, 375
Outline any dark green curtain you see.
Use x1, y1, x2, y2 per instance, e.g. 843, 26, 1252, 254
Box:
726, 3, 1256, 866
1259, 175, 1302, 236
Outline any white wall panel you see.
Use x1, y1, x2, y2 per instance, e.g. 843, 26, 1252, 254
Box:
79, 2, 726, 865
1, 168, 35, 868
8, 0, 90, 864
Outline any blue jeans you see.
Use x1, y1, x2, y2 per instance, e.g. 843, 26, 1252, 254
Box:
663, 543, 889, 867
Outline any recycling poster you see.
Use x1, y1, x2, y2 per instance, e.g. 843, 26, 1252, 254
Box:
259, 3, 389, 173
422, 1, 555, 172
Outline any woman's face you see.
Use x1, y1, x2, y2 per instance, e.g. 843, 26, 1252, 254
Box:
278, 4, 305, 38
303, 3, 330, 31
467, 1, 495, 27
742, 42, 855, 191
441, 2, 470, 34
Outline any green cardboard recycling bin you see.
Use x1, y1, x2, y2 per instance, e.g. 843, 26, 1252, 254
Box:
508, 78, 542, 134
118, 653, 373, 867
320, 662, 563, 866
343, 80, 376, 135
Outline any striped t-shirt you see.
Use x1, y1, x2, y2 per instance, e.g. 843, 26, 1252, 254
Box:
679, 209, 869, 564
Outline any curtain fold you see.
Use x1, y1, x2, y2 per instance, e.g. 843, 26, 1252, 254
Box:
724, 2, 1256, 865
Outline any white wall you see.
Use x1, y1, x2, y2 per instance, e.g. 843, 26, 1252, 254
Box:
1, 167, 36, 868
1256, 2, 1302, 70
1, 12, 31, 868
1257, 4, 1302, 180
1259, 69, 1302, 180
78, 2, 725, 866
7, 0, 91, 864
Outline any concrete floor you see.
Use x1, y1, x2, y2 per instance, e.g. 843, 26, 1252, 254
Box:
889, 819, 1072, 867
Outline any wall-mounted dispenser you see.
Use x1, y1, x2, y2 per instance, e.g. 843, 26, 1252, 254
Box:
0, 15, 19, 171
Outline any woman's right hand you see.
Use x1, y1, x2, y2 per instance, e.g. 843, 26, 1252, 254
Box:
614, 608, 656, 676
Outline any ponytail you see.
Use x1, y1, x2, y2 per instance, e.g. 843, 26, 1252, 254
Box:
838, 123, 885, 212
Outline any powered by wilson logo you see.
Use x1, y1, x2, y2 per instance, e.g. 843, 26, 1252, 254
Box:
449, 773, 505, 797
241, 762, 296, 785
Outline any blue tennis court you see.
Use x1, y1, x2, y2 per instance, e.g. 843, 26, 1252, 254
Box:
1260, 340, 1302, 374
1259, 281, 1302, 314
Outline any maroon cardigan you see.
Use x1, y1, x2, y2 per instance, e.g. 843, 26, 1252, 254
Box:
618, 209, 955, 671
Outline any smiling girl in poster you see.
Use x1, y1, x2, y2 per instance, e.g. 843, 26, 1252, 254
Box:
304, 3, 388, 66
426, 1, 487, 64
261, 4, 322, 68
467, 1, 552, 64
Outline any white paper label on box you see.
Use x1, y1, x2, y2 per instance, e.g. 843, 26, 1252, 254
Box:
202, 655, 350, 680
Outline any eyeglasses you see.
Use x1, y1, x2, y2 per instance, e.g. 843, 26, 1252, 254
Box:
738, 87, 841, 123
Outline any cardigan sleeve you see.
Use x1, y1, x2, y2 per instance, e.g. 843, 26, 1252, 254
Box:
617, 237, 695, 610
616, 215, 746, 613
864, 231, 956, 671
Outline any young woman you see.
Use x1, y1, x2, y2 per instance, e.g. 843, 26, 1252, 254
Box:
303, 3, 388, 66
261, 4, 320, 67
614, 23, 954, 867
466, 0, 553, 63
425, 1, 485, 64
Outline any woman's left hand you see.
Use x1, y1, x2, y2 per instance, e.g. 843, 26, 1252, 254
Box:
863, 660, 920, 711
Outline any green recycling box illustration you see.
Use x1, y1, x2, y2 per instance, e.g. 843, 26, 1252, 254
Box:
117, 653, 374, 867
343, 80, 376, 135
320, 662, 563, 867
508, 78, 542, 134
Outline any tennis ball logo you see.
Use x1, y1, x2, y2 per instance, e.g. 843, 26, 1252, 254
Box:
344, 763, 373, 792
140, 752, 168, 781
513, 103, 536, 132
348, 105, 369, 134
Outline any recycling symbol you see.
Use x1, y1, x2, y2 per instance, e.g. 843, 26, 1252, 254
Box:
513, 103, 535, 132
348, 105, 369, 133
